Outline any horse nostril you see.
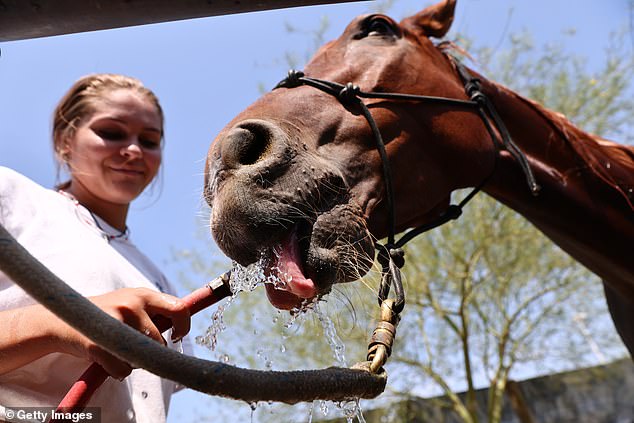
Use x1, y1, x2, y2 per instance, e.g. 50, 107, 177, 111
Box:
221, 125, 271, 168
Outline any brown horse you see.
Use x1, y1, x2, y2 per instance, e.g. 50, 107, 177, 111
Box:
205, 0, 634, 354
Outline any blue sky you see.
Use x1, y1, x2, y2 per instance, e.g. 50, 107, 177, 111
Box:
0, 0, 631, 421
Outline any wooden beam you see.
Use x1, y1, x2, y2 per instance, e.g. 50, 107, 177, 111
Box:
0, 0, 360, 42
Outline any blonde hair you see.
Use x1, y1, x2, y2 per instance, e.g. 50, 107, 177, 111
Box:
53, 74, 165, 189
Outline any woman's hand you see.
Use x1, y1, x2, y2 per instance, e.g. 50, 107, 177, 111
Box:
0, 288, 190, 379
62, 288, 191, 379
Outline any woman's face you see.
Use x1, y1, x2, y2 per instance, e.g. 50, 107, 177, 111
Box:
65, 89, 163, 206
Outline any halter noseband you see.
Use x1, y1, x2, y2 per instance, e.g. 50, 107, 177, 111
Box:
273, 60, 539, 314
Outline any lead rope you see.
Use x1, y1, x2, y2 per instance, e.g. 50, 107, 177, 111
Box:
274, 62, 539, 373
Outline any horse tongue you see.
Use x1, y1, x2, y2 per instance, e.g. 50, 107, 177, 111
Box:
274, 230, 317, 299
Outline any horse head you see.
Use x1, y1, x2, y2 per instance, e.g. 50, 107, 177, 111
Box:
205, 0, 634, 362
204, 0, 497, 309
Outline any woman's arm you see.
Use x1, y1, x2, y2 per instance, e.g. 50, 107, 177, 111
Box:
0, 288, 191, 378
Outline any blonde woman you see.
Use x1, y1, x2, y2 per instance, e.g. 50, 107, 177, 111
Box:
0, 74, 191, 422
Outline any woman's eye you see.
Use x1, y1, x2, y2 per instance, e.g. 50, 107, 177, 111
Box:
97, 129, 126, 141
140, 139, 161, 149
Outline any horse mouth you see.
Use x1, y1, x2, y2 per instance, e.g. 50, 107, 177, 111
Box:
210, 192, 375, 310
264, 224, 319, 310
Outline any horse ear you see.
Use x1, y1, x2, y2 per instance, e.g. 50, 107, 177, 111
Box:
401, 0, 457, 38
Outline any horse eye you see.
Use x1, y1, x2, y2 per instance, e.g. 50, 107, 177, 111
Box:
367, 17, 396, 37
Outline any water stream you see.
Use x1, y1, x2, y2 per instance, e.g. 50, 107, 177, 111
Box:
196, 254, 366, 422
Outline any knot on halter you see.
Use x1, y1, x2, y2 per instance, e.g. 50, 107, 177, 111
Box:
377, 245, 405, 269
339, 82, 361, 104
465, 77, 486, 106
275, 69, 305, 89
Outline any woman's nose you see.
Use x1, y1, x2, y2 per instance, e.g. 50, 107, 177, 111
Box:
120, 141, 143, 158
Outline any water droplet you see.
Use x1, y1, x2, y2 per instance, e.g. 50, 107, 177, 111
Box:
126, 409, 135, 420
218, 353, 231, 364
319, 400, 329, 415
307, 401, 315, 423
337, 399, 364, 422
141, 391, 148, 399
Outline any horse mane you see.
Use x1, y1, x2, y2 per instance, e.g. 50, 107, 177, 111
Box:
505, 88, 634, 212
437, 41, 634, 211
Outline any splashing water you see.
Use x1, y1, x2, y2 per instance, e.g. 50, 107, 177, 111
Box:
196, 253, 275, 350
319, 400, 329, 416
307, 401, 315, 423
338, 399, 366, 423
196, 249, 320, 351
314, 303, 347, 366
314, 303, 366, 422
229, 253, 277, 292
249, 401, 258, 423
195, 300, 232, 351
229, 248, 294, 292
195, 251, 365, 421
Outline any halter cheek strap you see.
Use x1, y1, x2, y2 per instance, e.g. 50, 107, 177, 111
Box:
274, 60, 540, 315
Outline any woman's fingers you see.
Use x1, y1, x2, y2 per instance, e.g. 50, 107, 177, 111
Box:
142, 292, 191, 342
98, 288, 191, 341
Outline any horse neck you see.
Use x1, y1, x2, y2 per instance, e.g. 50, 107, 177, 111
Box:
478, 80, 634, 293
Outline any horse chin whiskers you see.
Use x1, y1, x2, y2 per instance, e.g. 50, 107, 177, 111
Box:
326, 286, 359, 329
334, 237, 376, 281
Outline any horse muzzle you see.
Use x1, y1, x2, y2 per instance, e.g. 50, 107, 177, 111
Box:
206, 119, 375, 309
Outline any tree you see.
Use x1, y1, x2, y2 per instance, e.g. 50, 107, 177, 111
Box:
387, 195, 626, 423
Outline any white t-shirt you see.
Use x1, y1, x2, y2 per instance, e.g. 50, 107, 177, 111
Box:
0, 167, 185, 423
